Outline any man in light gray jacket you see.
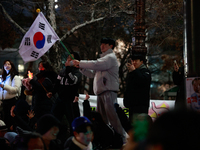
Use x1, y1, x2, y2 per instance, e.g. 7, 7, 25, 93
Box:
73, 38, 126, 142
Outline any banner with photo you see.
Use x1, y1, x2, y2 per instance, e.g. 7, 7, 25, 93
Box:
186, 77, 200, 111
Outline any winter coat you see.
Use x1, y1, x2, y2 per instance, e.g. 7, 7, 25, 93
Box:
123, 64, 151, 107
79, 49, 119, 95
29, 71, 57, 119
53, 66, 82, 102
0, 74, 21, 100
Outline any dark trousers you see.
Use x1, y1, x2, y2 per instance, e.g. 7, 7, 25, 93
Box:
2, 97, 17, 129
52, 98, 80, 135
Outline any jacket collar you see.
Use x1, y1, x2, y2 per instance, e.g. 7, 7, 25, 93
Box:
138, 64, 147, 70
72, 137, 92, 150
100, 49, 113, 57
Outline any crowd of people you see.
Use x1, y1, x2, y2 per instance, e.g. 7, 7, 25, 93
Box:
0, 37, 199, 150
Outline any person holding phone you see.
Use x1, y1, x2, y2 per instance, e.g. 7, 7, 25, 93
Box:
172, 59, 186, 109
123, 53, 151, 120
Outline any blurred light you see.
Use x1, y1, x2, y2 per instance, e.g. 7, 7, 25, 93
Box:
115, 40, 125, 53
55, 4, 58, 9
55, 0, 58, 2
19, 75, 24, 80
18, 64, 24, 72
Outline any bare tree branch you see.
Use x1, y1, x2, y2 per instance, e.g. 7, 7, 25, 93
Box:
60, 7, 134, 41
60, 16, 105, 41
0, 3, 26, 35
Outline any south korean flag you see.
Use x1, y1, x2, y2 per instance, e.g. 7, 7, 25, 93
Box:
19, 12, 60, 64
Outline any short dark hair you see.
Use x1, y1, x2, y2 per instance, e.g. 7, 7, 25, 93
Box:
131, 54, 147, 65
36, 114, 60, 135
13, 131, 43, 150
101, 38, 116, 49
38, 60, 54, 72
20, 132, 42, 145
131, 54, 145, 61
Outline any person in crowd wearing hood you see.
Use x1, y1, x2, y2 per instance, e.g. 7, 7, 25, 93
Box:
0, 60, 22, 130
64, 116, 93, 150
123, 53, 151, 120
23, 60, 57, 120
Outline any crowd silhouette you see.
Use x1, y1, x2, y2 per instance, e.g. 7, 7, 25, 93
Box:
0, 39, 198, 150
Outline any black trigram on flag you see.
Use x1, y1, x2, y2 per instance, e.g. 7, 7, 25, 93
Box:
25, 37, 31, 46
47, 35, 52, 43
39, 22, 45, 30
30, 51, 39, 59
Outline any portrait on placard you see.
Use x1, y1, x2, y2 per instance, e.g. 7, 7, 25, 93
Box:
186, 77, 200, 111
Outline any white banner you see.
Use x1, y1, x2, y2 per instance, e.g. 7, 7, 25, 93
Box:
19, 12, 60, 64
77, 94, 175, 121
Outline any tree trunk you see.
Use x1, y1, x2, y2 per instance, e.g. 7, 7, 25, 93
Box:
45, 0, 62, 73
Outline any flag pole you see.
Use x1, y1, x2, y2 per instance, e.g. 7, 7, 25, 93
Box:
60, 40, 74, 60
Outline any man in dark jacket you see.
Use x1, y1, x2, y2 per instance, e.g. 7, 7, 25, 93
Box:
123, 54, 151, 120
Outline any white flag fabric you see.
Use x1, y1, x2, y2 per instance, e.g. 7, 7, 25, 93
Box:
19, 12, 60, 64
